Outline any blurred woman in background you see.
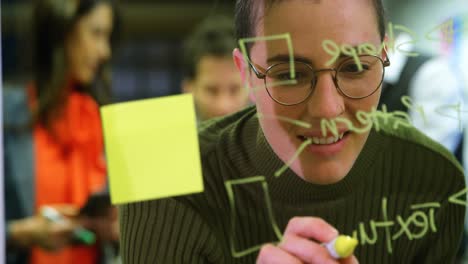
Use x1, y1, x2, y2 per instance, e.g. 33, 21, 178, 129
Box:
3, 0, 120, 263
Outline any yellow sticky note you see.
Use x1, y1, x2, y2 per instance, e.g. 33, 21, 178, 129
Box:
101, 94, 203, 204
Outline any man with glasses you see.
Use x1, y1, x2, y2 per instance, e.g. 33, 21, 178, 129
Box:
120, 0, 465, 263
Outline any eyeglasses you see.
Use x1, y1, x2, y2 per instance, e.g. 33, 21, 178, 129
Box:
249, 55, 391, 106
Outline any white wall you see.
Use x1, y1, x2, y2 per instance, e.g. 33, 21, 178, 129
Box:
384, 0, 468, 55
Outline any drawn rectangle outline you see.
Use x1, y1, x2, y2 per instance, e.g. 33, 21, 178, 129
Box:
224, 176, 282, 258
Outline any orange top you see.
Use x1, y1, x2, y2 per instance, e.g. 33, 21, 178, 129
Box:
28, 84, 107, 264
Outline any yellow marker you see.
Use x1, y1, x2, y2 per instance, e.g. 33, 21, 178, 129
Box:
324, 235, 358, 259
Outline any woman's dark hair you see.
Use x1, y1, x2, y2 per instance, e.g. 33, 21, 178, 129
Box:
234, 0, 386, 47
33, 0, 120, 128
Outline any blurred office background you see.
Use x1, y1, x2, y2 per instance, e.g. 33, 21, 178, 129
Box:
2, 0, 235, 102
2, 0, 467, 103
384, 0, 468, 55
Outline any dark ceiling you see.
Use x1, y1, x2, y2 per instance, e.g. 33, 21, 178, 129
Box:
2, 1, 236, 39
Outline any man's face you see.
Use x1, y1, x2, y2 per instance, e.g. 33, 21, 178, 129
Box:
188, 55, 248, 121
245, 0, 383, 184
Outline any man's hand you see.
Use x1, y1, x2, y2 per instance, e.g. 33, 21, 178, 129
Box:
256, 217, 359, 264
80, 205, 119, 243
79, 193, 119, 243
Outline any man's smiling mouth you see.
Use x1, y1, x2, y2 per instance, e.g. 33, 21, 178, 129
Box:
297, 131, 351, 145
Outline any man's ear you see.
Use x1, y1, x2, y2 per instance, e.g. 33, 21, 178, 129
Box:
182, 79, 194, 94
233, 48, 248, 81
232, 48, 249, 85
233, 48, 256, 103
381, 35, 390, 60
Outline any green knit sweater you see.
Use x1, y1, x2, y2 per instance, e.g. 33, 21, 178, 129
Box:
120, 106, 466, 264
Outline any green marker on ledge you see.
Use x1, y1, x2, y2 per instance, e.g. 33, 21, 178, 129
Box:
41, 206, 96, 245
324, 235, 359, 259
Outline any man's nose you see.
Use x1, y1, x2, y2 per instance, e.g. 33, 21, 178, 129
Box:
214, 95, 238, 116
305, 73, 345, 119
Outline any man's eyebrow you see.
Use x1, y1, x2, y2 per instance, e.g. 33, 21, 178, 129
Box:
266, 45, 364, 65
337, 46, 362, 59
266, 54, 312, 65
338, 45, 371, 58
